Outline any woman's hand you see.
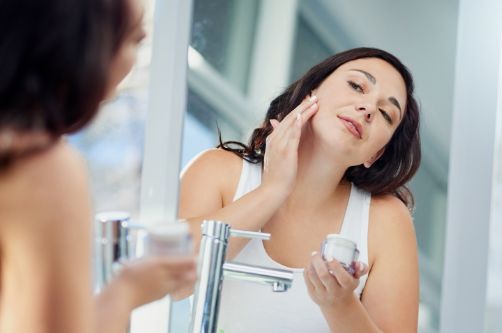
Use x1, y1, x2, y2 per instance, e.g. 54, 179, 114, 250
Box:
261, 95, 319, 198
115, 255, 197, 308
94, 256, 196, 333
304, 252, 368, 310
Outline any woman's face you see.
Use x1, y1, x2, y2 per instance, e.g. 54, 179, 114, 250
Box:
105, 0, 146, 98
310, 57, 407, 167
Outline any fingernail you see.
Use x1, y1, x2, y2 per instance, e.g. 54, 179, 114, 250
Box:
328, 270, 335, 276
309, 95, 318, 102
296, 113, 302, 122
311, 251, 318, 256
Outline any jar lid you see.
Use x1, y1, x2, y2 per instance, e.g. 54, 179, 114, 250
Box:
325, 234, 357, 248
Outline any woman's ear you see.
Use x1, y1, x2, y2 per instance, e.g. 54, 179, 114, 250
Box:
364, 147, 385, 168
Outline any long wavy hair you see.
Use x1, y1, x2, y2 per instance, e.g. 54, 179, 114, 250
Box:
219, 47, 421, 208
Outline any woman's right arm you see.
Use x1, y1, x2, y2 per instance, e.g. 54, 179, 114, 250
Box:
179, 97, 319, 259
179, 149, 284, 260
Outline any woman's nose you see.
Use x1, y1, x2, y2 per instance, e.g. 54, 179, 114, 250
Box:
356, 104, 375, 122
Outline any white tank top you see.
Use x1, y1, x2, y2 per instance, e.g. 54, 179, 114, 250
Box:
217, 160, 371, 333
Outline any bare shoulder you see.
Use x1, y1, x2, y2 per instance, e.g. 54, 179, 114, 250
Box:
370, 194, 415, 234
180, 148, 244, 204
181, 148, 243, 177
0, 140, 91, 233
368, 194, 417, 261
30, 140, 86, 180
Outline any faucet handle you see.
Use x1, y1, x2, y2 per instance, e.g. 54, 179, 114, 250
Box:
230, 229, 271, 240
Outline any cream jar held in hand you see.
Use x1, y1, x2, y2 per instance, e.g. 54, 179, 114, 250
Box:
145, 221, 192, 256
321, 234, 359, 274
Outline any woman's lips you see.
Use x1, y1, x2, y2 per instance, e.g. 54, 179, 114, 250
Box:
337, 115, 362, 139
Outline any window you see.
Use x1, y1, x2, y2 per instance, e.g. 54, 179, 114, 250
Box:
190, 0, 260, 93
290, 14, 332, 82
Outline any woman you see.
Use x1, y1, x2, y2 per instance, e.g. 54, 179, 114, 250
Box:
180, 47, 420, 332
0, 0, 195, 332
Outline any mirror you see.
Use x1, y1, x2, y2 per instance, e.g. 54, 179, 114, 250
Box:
175, 0, 460, 332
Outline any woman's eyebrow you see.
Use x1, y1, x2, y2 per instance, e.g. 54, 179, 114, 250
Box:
388, 97, 402, 119
349, 68, 403, 119
349, 69, 376, 84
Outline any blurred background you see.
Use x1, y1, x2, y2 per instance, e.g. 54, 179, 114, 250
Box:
68, 0, 501, 332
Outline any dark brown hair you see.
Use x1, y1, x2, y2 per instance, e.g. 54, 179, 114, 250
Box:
219, 47, 421, 208
0, 0, 131, 168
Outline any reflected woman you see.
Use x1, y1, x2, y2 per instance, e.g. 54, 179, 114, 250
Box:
0, 0, 195, 332
180, 47, 420, 332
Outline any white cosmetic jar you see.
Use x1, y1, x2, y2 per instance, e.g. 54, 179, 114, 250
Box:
145, 221, 192, 256
321, 234, 359, 272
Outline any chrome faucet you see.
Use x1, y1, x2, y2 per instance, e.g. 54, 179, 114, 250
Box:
95, 211, 144, 333
95, 211, 132, 289
190, 220, 294, 333
95, 211, 149, 286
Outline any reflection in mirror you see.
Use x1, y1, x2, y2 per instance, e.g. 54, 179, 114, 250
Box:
178, 0, 459, 332
176, 0, 458, 332
191, 0, 259, 93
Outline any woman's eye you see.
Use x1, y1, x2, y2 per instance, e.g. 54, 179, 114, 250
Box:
379, 109, 393, 124
348, 81, 363, 92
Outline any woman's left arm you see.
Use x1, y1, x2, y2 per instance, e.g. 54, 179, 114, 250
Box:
304, 195, 419, 333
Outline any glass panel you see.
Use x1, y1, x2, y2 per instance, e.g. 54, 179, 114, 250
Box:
290, 14, 332, 82
190, 0, 260, 93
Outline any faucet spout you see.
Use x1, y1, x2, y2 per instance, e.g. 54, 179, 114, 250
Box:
223, 262, 293, 292
190, 220, 294, 333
